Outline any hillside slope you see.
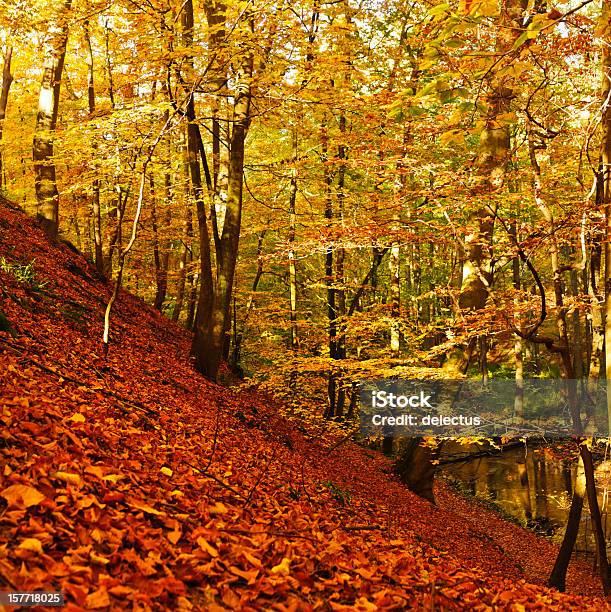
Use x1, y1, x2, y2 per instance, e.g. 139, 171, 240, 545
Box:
0, 200, 608, 610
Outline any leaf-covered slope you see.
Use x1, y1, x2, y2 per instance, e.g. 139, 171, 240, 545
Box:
0, 201, 607, 610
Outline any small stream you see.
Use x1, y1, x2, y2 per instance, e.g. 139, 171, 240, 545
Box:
440, 443, 611, 554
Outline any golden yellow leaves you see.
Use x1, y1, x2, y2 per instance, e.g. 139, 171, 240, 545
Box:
271, 557, 291, 576
18, 537, 44, 553
439, 129, 465, 147
0, 484, 45, 508
54, 471, 81, 486
459, 0, 499, 17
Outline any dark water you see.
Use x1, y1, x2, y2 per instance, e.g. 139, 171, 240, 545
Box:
440, 443, 611, 553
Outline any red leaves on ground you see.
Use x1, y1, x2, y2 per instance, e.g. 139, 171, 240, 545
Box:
0, 201, 608, 610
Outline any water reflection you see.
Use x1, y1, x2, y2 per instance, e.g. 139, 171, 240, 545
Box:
441, 443, 611, 553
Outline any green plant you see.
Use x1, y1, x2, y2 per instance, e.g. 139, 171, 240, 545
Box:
322, 481, 352, 506
0, 257, 48, 291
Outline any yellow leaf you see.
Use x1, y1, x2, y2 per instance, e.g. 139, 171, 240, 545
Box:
55, 472, 81, 486
271, 557, 290, 576
1, 484, 45, 508
210, 502, 228, 515
68, 413, 86, 423
102, 474, 124, 483
439, 129, 464, 147
196, 536, 219, 557
160, 466, 173, 477
19, 538, 43, 554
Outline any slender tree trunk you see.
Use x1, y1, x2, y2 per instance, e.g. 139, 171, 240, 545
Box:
602, 0, 611, 453
389, 243, 400, 358
83, 21, 104, 275
0, 46, 13, 191
33, 0, 72, 238
549, 454, 586, 591
150, 175, 164, 311
102, 200, 120, 279
157, 128, 173, 310
334, 111, 347, 417
322, 116, 337, 418
186, 264, 198, 330
104, 20, 115, 110
178, 0, 213, 339
288, 128, 299, 351
173, 127, 192, 324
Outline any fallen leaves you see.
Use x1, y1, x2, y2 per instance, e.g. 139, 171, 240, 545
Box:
196, 536, 219, 558
271, 557, 291, 576
128, 499, 165, 516
0, 484, 46, 508
18, 538, 44, 554
54, 471, 81, 486
85, 587, 110, 609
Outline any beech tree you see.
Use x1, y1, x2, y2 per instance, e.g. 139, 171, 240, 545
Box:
33, 0, 72, 238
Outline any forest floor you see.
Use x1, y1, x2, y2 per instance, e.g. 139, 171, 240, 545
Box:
0, 197, 609, 611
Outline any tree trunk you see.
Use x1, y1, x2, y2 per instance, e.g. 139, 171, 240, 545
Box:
322, 115, 337, 418
288, 128, 299, 351
389, 243, 400, 358
549, 454, 586, 591
0, 46, 13, 191
602, 0, 611, 450
444, 0, 528, 375
33, 0, 72, 238
150, 170, 170, 312
83, 21, 104, 275
191, 1, 253, 381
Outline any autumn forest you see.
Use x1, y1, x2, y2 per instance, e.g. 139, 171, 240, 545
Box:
3, 0, 611, 609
